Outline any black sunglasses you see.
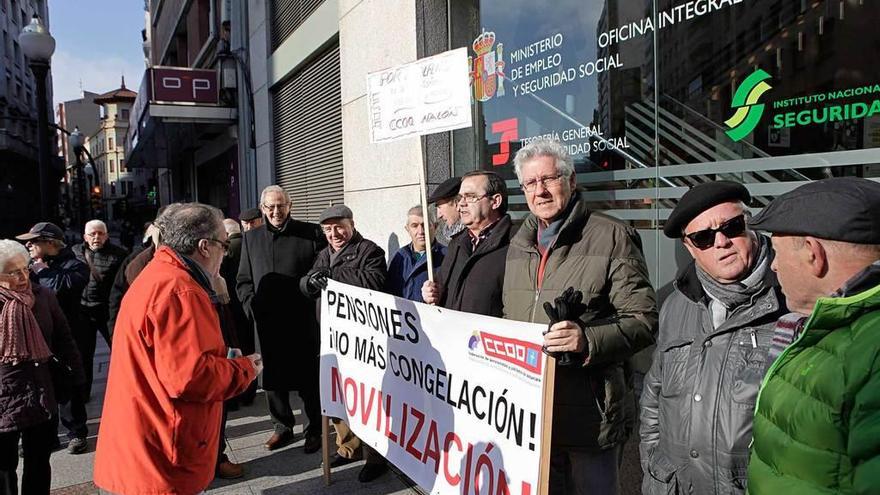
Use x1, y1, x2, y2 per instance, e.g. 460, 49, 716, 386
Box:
684, 214, 746, 249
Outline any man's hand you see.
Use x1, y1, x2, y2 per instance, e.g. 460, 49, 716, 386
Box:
543, 321, 587, 354
31, 260, 48, 273
306, 269, 329, 293
212, 274, 230, 304
246, 353, 263, 375
421, 280, 443, 305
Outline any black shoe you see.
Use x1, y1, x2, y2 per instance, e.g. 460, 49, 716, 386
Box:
303, 431, 321, 454
328, 453, 357, 468
358, 462, 388, 483
67, 437, 87, 454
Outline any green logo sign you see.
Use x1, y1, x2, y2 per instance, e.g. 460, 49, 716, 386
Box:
724, 69, 772, 142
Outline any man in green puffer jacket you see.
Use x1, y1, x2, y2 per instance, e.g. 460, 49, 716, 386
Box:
747, 176, 880, 495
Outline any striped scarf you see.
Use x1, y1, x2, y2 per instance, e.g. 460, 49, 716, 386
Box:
0, 286, 53, 365
768, 312, 806, 363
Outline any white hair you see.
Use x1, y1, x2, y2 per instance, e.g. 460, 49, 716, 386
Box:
0, 240, 30, 268
223, 218, 241, 235
84, 219, 107, 233
512, 138, 575, 183
260, 185, 290, 206
407, 204, 438, 225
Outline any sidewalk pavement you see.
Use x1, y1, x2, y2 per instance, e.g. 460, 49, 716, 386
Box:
44, 338, 419, 495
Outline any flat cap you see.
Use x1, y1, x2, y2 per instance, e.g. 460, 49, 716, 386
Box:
318, 204, 353, 224
239, 207, 261, 222
664, 181, 751, 238
749, 177, 880, 243
427, 176, 462, 203
16, 222, 65, 241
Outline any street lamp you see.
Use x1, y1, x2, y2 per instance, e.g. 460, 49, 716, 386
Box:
19, 15, 56, 220
68, 127, 88, 225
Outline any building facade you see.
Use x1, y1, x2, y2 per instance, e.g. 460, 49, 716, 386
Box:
127, 0, 243, 217
88, 80, 153, 222
0, 0, 55, 237
239, 0, 880, 288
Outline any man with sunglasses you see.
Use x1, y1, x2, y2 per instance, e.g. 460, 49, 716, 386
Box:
236, 185, 326, 454
639, 181, 786, 495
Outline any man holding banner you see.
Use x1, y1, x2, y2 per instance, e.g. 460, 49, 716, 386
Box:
422, 171, 512, 317
301, 204, 390, 483
503, 138, 658, 494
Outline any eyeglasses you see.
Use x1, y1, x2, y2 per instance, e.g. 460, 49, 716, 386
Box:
457, 193, 489, 204
84, 232, 106, 238
262, 203, 290, 211
684, 215, 747, 250
521, 174, 564, 192
202, 238, 231, 252
0, 267, 29, 279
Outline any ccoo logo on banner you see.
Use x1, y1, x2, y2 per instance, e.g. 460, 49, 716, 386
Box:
320, 280, 547, 494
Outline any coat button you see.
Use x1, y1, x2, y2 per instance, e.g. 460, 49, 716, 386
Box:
694, 394, 702, 402
690, 449, 699, 458
703, 341, 712, 348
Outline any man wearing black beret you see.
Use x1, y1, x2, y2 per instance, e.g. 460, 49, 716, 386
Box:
747, 177, 880, 494
427, 176, 465, 246
640, 181, 787, 495
238, 207, 263, 232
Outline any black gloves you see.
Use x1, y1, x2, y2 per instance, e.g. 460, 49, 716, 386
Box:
542, 287, 588, 367
306, 268, 330, 295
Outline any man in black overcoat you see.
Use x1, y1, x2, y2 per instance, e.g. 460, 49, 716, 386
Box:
236, 186, 326, 453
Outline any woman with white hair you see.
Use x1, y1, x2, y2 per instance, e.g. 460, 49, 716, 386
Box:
0, 240, 84, 494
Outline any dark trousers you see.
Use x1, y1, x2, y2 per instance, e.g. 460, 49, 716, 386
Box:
76, 304, 111, 397
0, 419, 55, 495
549, 445, 620, 495
217, 403, 229, 466
266, 384, 321, 435
59, 394, 88, 440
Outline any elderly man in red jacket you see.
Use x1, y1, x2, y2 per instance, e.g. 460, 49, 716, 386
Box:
94, 203, 262, 495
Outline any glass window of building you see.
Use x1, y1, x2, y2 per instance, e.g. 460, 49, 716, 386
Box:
454, 0, 880, 284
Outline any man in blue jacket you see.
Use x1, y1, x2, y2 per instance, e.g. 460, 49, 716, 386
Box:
387, 205, 445, 302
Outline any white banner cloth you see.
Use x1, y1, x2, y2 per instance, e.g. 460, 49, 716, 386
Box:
320, 280, 547, 494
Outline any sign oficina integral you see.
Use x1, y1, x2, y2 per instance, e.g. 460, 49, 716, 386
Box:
320, 280, 547, 494
367, 48, 472, 144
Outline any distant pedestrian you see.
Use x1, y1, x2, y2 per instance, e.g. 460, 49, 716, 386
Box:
238, 207, 263, 232
94, 203, 261, 495
387, 205, 445, 302
0, 239, 85, 495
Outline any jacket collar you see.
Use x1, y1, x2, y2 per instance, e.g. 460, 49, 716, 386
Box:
809, 261, 880, 329
511, 196, 590, 253
456, 215, 512, 255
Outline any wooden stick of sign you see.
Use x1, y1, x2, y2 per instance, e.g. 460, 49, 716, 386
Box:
322, 415, 331, 485
538, 357, 556, 495
418, 142, 436, 282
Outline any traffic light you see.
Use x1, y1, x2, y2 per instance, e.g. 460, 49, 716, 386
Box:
90, 186, 103, 215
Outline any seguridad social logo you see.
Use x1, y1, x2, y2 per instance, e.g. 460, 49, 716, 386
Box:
724, 68, 773, 142
469, 331, 543, 376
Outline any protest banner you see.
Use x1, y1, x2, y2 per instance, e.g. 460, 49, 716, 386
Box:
320, 280, 547, 494
366, 47, 472, 144
367, 47, 474, 284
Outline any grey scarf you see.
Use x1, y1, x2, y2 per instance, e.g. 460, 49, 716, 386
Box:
696, 233, 771, 329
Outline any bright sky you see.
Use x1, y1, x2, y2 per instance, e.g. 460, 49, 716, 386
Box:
48, 0, 146, 106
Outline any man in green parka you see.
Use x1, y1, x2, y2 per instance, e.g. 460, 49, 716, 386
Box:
747, 176, 880, 494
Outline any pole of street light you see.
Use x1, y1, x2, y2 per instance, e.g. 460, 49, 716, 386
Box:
69, 127, 88, 226
19, 16, 56, 220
